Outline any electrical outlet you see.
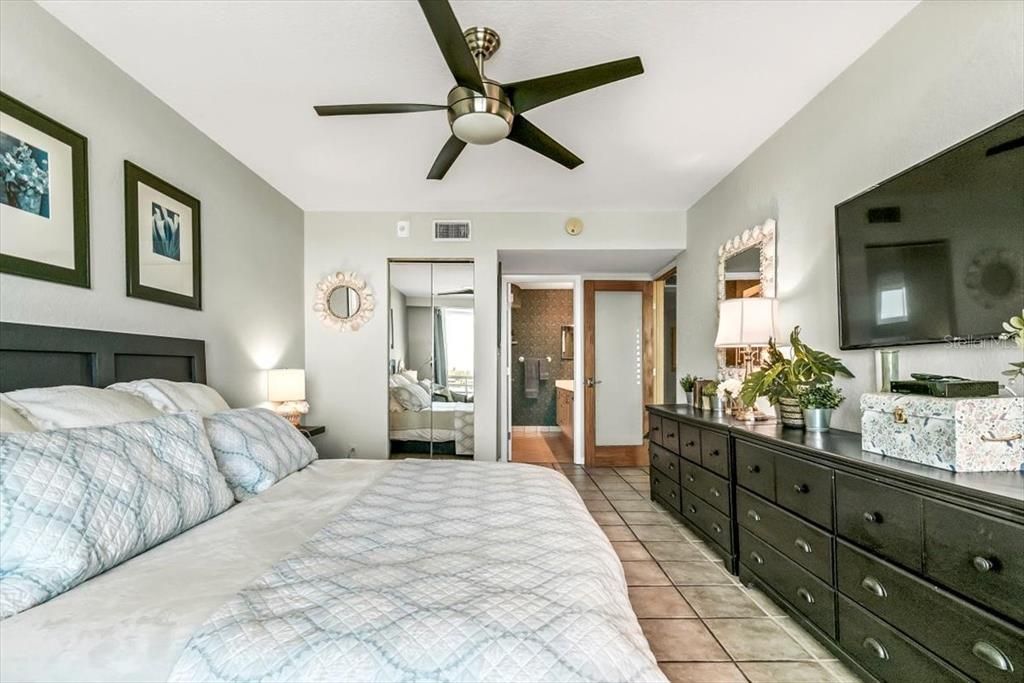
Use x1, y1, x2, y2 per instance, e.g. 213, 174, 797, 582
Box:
396, 220, 410, 238
347, 447, 357, 459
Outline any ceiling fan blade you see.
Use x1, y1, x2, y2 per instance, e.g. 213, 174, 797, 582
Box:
314, 103, 446, 116
427, 135, 467, 180
418, 0, 485, 93
507, 117, 583, 170
504, 56, 644, 113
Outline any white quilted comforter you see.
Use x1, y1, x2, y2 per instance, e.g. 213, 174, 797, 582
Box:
168, 460, 664, 682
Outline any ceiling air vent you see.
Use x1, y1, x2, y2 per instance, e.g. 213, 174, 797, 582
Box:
433, 220, 471, 242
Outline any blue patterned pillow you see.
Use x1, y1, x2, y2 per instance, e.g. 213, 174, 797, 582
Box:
0, 412, 234, 618
203, 408, 317, 501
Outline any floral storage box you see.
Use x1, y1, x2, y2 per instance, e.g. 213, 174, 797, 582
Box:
860, 393, 1023, 472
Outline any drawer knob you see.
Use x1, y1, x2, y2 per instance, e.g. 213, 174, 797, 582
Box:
747, 509, 761, 522
652, 425, 660, 431
710, 488, 720, 498
670, 491, 677, 499
863, 637, 890, 661
711, 522, 722, 534
747, 464, 760, 473
666, 433, 675, 439
793, 483, 809, 494
709, 449, 720, 457
654, 478, 661, 486
688, 505, 697, 514
863, 511, 882, 524
685, 440, 696, 448
972, 641, 1013, 672
687, 475, 695, 482
860, 576, 887, 598
973, 556, 996, 573
750, 551, 765, 565
796, 587, 815, 605
794, 538, 812, 554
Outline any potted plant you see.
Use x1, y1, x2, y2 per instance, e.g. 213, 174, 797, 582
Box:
703, 380, 722, 414
740, 326, 854, 428
799, 383, 844, 431
679, 374, 697, 405
1000, 310, 1024, 387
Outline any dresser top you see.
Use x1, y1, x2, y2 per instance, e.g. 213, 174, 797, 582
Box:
648, 404, 1024, 512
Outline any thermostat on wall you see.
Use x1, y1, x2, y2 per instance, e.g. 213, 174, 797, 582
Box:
396, 220, 410, 238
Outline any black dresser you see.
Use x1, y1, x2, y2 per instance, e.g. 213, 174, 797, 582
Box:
647, 404, 1024, 683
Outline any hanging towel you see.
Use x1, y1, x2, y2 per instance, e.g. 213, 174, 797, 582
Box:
524, 359, 540, 399
538, 358, 550, 381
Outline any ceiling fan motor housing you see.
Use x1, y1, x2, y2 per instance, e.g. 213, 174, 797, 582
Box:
447, 80, 514, 145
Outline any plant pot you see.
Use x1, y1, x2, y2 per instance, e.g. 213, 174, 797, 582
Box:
680, 391, 691, 406
702, 396, 711, 411
690, 389, 699, 407
710, 396, 725, 415
777, 396, 805, 428
802, 408, 833, 432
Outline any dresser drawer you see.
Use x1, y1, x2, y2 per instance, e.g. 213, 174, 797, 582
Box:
836, 473, 923, 572
648, 414, 663, 447
838, 541, 1024, 683
838, 596, 969, 683
650, 444, 681, 483
680, 460, 730, 515
924, 500, 1024, 625
651, 470, 682, 513
735, 440, 776, 501
774, 452, 833, 530
737, 488, 833, 583
659, 418, 681, 456
678, 424, 701, 464
684, 497, 732, 552
740, 529, 836, 636
700, 430, 730, 477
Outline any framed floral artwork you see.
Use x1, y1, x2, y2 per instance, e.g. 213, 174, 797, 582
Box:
0, 92, 90, 287
124, 161, 201, 309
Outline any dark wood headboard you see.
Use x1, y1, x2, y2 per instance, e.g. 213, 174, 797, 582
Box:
0, 322, 206, 392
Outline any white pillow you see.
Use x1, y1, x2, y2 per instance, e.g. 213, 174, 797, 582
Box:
390, 383, 431, 411
389, 373, 414, 388
0, 397, 36, 433
2, 386, 161, 431
107, 378, 230, 416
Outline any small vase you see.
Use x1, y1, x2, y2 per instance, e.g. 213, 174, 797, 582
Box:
710, 396, 725, 415
680, 391, 691, 406
702, 396, 711, 411
777, 396, 804, 428
803, 408, 833, 432
690, 388, 699, 407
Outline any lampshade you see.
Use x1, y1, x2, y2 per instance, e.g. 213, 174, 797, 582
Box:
268, 369, 306, 402
715, 298, 779, 348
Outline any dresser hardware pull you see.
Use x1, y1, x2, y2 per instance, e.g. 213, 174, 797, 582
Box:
688, 505, 697, 514
796, 587, 815, 604
793, 483, 809, 494
980, 433, 1022, 443
711, 523, 722, 534
863, 637, 889, 661
710, 488, 720, 498
747, 510, 761, 522
750, 551, 764, 565
710, 449, 720, 456
685, 441, 696, 448
652, 425, 660, 431
747, 464, 760, 473
863, 511, 882, 524
794, 538, 812, 554
670, 491, 677, 499
666, 433, 675, 439
860, 576, 887, 598
653, 478, 660, 486
687, 475, 695, 482
973, 556, 995, 572
972, 641, 1012, 671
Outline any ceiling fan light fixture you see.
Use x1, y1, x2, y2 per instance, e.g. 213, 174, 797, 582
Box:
452, 112, 511, 145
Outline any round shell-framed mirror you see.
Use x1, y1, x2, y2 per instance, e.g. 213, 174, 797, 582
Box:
313, 271, 375, 331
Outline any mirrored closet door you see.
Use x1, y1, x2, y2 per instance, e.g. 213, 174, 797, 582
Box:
388, 260, 474, 459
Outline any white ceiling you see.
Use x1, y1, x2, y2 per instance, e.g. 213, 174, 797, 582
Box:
499, 249, 680, 276
40, 0, 917, 212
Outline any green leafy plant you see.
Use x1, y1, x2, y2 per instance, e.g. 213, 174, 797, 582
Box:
798, 383, 844, 409
740, 326, 854, 406
1000, 310, 1024, 382
679, 374, 697, 391
702, 380, 719, 397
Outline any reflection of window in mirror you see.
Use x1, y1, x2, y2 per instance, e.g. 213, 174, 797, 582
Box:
723, 247, 762, 367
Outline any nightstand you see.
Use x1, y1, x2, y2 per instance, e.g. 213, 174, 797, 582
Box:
298, 425, 325, 438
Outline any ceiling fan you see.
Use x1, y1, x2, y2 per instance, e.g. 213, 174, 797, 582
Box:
314, 0, 644, 180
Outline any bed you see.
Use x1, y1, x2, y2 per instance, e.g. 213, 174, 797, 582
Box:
0, 323, 664, 683
389, 400, 475, 455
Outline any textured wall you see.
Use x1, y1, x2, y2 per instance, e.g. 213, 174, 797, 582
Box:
511, 289, 574, 426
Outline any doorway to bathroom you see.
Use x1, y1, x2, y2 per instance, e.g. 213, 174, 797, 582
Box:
504, 277, 581, 466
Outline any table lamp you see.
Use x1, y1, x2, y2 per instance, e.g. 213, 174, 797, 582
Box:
715, 297, 779, 379
268, 368, 308, 426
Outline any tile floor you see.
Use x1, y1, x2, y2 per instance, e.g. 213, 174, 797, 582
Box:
525, 461, 863, 683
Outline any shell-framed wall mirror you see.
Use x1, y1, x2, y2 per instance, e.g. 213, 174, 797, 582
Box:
717, 219, 777, 381
314, 271, 375, 331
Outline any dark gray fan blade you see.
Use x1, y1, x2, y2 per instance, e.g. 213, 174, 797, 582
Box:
504, 56, 644, 113
314, 103, 446, 116
427, 135, 467, 180
507, 117, 583, 170
418, 0, 485, 93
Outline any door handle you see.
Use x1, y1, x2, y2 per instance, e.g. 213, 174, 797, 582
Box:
585, 377, 603, 388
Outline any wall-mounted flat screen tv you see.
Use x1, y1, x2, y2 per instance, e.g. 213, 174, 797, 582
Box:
835, 111, 1024, 350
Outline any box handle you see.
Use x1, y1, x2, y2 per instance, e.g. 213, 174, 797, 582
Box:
980, 433, 1022, 443
892, 407, 907, 424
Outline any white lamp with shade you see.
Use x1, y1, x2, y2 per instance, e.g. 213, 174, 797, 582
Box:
715, 298, 780, 378
268, 369, 309, 427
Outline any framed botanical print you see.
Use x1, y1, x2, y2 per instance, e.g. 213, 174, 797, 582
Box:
124, 161, 201, 309
0, 92, 90, 287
